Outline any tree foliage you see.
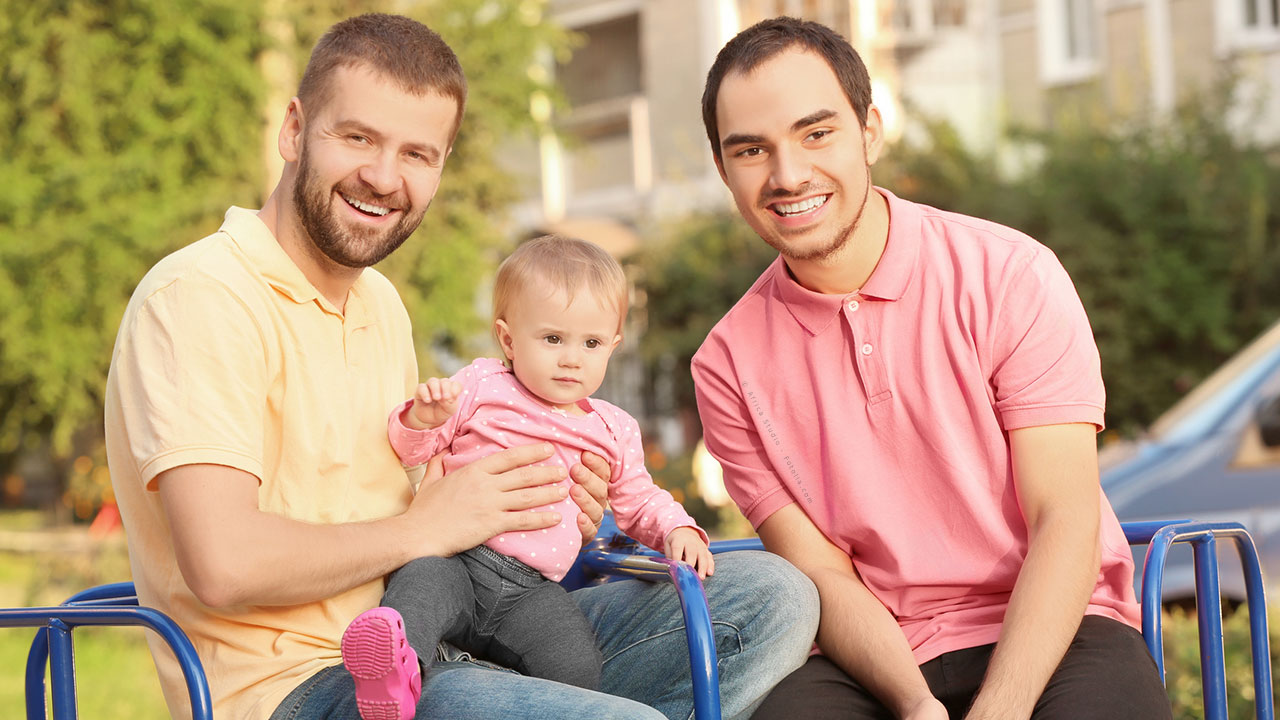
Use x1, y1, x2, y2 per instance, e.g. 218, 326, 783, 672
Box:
630, 213, 777, 416
0, 0, 569, 501
0, 0, 266, 469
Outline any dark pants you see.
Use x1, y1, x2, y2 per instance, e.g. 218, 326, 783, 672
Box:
752, 615, 1172, 719
382, 545, 603, 690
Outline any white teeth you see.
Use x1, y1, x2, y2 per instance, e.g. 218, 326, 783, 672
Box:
343, 194, 390, 216
774, 195, 827, 216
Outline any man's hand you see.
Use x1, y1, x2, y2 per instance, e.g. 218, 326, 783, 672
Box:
664, 527, 715, 578
568, 450, 610, 542
407, 443, 569, 557
407, 377, 462, 430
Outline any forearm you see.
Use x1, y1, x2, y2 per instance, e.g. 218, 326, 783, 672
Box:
811, 567, 939, 718
162, 445, 573, 609
758, 505, 942, 719
188, 510, 428, 608
964, 515, 1100, 719
159, 463, 443, 608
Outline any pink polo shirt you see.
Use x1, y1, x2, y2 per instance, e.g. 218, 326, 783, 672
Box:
390, 358, 705, 581
692, 188, 1140, 664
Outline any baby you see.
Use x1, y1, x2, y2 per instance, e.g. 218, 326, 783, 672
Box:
340, 235, 713, 720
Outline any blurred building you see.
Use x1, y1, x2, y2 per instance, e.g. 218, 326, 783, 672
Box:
998, 0, 1280, 145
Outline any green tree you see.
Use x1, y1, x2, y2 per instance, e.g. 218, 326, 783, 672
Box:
0, 0, 266, 495
630, 213, 777, 418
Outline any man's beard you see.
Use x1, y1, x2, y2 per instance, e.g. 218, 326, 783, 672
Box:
292, 145, 426, 269
761, 166, 872, 263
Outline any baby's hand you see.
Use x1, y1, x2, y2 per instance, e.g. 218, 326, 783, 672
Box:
664, 527, 715, 579
407, 378, 463, 429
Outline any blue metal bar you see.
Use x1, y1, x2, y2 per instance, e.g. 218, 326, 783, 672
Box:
47, 620, 76, 720
1121, 519, 1191, 545
1233, 529, 1275, 720
1192, 535, 1227, 720
25, 627, 49, 720
580, 551, 722, 720
707, 538, 765, 554
0, 604, 214, 720
1137, 521, 1273, 720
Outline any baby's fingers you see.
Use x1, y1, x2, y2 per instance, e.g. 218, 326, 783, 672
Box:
699, 548, 715, 578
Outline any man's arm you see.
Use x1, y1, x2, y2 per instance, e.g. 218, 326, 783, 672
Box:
963, 422, 1102, 720
758, 504, 948, 720
160, 443, 573, 608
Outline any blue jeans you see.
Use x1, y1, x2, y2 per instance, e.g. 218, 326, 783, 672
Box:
269, 551, 818, 720
383, 545, 602, 689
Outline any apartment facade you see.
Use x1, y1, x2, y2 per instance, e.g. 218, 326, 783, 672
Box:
998, 0, 1280, 143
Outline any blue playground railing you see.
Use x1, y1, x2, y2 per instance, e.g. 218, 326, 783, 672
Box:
0, 581, 212, 720
2, 518, 1272, 720
1123, 520, 1274, 720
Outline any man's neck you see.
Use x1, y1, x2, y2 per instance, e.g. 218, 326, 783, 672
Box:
258, 186, 360, 313
784, 188, 891, 295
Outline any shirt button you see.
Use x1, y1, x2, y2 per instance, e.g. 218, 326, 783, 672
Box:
846, 299, 860, 312
861, 343, 874, 356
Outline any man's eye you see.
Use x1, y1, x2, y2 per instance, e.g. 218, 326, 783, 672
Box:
737, 147, 763, 158
807, 129, 830, 142
349, 135, 369, 144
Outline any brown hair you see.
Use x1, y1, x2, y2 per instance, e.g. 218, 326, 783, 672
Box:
702, 16, 872, 163
297, 13, 468, 142
493, 235, 629, 338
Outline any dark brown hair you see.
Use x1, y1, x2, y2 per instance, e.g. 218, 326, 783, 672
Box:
297, 13, 468, 141
701, 16, 872, 163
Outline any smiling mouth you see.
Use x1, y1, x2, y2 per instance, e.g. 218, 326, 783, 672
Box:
341, 193, 394, 218
770, 194, 829, 218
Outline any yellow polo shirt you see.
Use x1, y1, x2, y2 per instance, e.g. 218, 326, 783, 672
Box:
105, 207, 421, 719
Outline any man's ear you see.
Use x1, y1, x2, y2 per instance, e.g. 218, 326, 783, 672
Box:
494, 319, 515, 361
863, 104, 886, 166
279, 98, 305, 163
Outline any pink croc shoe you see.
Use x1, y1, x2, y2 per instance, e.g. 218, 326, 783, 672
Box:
341, 607, 423, 720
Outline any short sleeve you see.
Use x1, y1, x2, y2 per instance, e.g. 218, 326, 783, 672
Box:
691, 339, 796, 529
990, 249, 1105, 431
114, 279, 267, 490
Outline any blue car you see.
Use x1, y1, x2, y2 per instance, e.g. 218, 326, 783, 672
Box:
1100, 320, 1280, 601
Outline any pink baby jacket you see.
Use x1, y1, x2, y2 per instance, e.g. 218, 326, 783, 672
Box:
389, 357, 705, 581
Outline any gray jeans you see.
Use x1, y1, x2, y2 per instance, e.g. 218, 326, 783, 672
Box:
382, 545, 603, 690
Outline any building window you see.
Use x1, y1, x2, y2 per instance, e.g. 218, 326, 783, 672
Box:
1219, 0, 1280, 51
1037, 0, 1100, 85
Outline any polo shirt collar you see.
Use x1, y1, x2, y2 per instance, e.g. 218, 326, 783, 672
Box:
773, 187, 920, 335
220, 206, 375, 325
